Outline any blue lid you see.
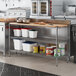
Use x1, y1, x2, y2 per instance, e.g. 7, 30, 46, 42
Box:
23, 41, 37, 44
13, 38, 22, 40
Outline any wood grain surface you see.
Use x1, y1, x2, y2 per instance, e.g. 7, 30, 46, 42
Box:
10, 22, 69, 28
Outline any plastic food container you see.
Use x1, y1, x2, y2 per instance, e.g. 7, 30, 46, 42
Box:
21, 28, 32, 37
13, 39, 23, 50
22, 41, 37, 52
29, 30, 38, 38
13, 28, 21, 37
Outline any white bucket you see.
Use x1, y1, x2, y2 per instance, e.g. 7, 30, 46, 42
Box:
13, 39, 23, 50
22, 41, 37, 52
29, 30, 38, 38
21, 28, 31, 37
13, 28, 21, 37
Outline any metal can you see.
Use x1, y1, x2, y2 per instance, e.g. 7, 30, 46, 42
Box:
46, 47, 53, 55
46, 46, 56, 56
54, 49, 61, 57
40, 45, 45, 54
33, 45, 38, 53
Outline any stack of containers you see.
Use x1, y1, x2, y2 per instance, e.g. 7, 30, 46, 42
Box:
13, 28, 38, 38
21, 28, 38, 38
13, 28, 22, 50
13, 27, 38, 52
59, 43, 66, 56
54, 43, 66, 57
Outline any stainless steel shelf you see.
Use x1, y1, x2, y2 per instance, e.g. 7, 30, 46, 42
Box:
10, 50, 55, 59
11, 36, 67, 44
10, 50, 67, 59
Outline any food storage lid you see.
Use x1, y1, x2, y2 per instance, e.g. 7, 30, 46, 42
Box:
29, 29, 37, 31
13, 38, 22, 40
23, 41, 37, 44
13, 28, 21, 30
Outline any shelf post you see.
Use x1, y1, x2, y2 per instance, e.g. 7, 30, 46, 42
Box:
8, 23, 11, 56
56, 26, 58, 67
67, 25, 71, 62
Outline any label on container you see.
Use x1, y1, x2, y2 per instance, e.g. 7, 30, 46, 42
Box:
46, 47, 55, 56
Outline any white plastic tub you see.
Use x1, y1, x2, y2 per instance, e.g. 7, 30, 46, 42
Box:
13, 39, 23, 50
29, 30, 38, 38
13, 28, 21, 37
21, 28, 32, 37
22, 41, 37, 52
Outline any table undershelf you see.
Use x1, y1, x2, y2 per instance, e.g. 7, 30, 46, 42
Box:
10, 50, 67, 59
11, 36, 67, 44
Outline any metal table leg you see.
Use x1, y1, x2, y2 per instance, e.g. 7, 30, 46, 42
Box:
56, 27, 58, 67
9, 24, 11, 56
67, 25, 70, 63
3, 25, 6, 56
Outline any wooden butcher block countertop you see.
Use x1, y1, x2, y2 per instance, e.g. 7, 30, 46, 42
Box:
10, 22, 70, 28
0, 18, 16, 22
0, 18, 70, 27
10, 19, 71, 28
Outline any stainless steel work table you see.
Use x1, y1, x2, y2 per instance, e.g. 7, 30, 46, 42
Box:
9, 22, 70, 66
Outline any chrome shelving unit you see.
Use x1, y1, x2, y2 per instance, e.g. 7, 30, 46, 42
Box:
9, 22, 70, 66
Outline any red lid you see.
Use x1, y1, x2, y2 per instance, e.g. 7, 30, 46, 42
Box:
13, 28, 21, 30
21, 28, 32, 30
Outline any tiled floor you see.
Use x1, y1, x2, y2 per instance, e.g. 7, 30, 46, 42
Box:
0, 62, 58, 76
0, 53, 76, 76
